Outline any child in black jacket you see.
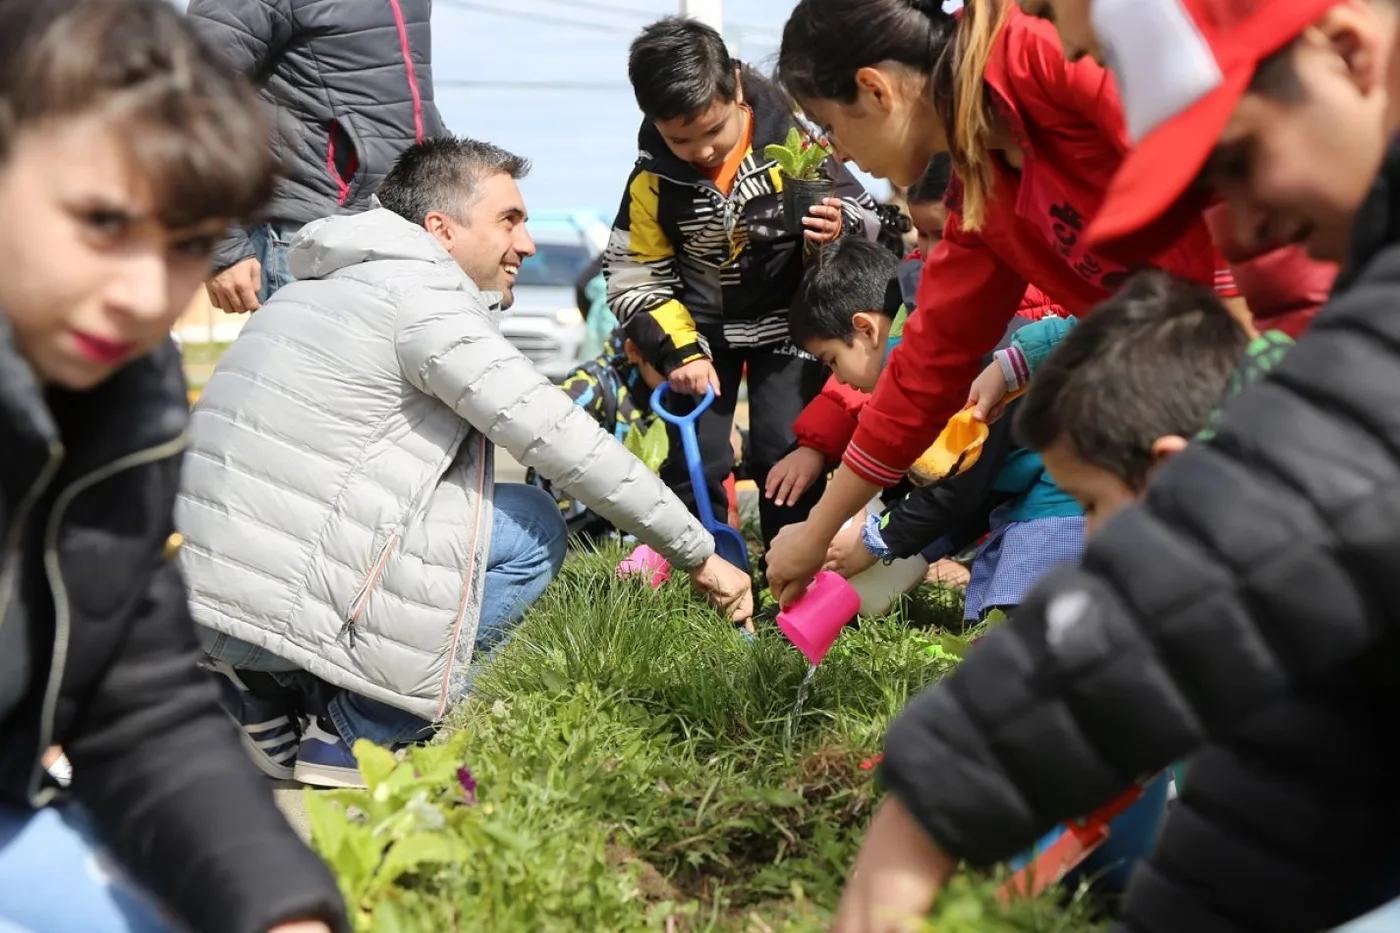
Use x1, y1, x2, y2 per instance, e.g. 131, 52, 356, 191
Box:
0, 2, 347, 931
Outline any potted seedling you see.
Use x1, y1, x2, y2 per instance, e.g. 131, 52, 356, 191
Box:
764, 127, 834, 236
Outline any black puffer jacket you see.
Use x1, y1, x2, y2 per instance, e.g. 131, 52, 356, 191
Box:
187, 0, 446, 271
881, 134, 1400, 931
0, 328, 348, 933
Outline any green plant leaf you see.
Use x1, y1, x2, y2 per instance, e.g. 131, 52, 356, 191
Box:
353, 739, 399, 791
763, 143, 801, 178
624, 421, 670, 473
377, 832, 468, 887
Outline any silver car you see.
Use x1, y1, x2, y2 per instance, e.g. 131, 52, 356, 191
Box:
501, 210, 611, 382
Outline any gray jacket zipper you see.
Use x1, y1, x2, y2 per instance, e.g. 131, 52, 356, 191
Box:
0, 443, 65, 633
28, 433, 188, 805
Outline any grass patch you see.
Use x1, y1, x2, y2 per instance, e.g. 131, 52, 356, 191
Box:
306, 547, 1106, 932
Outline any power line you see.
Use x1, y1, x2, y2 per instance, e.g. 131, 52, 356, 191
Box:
521, 0, 654, 19
438, 78, 630, 91
436, 0, 636, 36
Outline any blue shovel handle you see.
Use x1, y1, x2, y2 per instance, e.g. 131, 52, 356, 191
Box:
651, 383, 720, 531
650, 383, 750, 572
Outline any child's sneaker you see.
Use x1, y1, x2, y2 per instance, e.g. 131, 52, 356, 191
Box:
210, 664, 301, 781
293, 717, 367, 789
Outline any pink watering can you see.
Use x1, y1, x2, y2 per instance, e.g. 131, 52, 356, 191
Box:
776, 571, 861, 665
617, 544, 670, 589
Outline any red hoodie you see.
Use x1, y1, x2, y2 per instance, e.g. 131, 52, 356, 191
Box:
793, 282, 1060, 461
844, 8, 1237, 486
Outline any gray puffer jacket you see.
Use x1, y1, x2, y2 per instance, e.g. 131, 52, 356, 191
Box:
175, 210, 714, 719
186, 0, 446, 272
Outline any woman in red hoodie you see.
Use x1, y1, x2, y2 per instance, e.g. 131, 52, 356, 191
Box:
765, 0, 1251, 605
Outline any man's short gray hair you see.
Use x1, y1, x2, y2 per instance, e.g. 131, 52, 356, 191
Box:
376, 135, 530, 225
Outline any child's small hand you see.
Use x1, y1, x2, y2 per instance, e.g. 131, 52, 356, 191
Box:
825, 515, 877, 578
802, 198, 844, 244
766, 446, 827, 507
668, 358, 720, 396
833, 796, 956, 932
968, 360, 1010, 422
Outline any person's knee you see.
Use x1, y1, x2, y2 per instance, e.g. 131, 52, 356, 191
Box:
496, 483, 567, 574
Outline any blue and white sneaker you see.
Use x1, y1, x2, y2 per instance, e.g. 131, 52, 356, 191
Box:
293, 717, 367, 789
210, 664, 301, 781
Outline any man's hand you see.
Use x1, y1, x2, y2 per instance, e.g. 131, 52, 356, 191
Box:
269, 922, 332, 933
206, 256, 263, 314
833, 796, 956, 933
825, 514, 877, 579
766, 520, 830, 608
668, 357, 720, 396
765, 446, 827, 507
803, 197, 845, 245
967, 360, 1010, 422
688, 553, 754, 625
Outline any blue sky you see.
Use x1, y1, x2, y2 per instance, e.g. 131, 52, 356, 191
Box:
173, 1, 965, 215
426, 0, 885, 214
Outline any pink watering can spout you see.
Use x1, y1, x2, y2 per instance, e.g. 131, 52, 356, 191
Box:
776, 571, 860, 665
617, 544, 670, 590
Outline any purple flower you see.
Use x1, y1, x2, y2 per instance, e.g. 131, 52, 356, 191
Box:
457, 766, 477, 803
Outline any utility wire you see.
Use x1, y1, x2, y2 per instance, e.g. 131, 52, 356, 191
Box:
437, 78, 630, 91
437, 0, 636, 36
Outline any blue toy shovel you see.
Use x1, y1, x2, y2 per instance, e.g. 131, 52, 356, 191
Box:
651, 383, 751, 573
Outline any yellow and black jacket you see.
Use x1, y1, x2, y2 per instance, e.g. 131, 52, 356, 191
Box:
603, 70, 881, 374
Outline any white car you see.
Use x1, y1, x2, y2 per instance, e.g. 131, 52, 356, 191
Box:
500, 210, 611, 382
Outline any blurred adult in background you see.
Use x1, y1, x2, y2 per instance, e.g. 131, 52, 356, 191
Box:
187, 0, 445, 313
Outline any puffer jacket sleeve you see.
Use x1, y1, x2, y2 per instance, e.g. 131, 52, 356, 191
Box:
879, 249, 1400, 868
792, 378, 869, 462
394, 281, 715, 571
186, 0, 295, 273
603, 167, 706, 375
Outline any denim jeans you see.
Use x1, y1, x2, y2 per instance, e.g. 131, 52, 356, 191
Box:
250, 221, 302, 305
0, 806, 178, 932
1334, 896, 1400, 932
202, 482, 568, 746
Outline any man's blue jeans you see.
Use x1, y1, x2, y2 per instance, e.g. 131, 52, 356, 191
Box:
202, 483, 568, 747
0, 806, 177, 932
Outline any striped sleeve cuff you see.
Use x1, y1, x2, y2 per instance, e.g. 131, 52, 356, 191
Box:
1214, 266, 1240, 298
995, 346, 1031, 392
843, 441, 906, 487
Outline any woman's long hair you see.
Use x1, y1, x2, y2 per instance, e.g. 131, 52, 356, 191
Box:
777, 0, 1010, 231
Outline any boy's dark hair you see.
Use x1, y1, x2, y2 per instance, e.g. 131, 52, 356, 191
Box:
0, 0, 275, 228
789, 237, 901, 346
1016, 271, 1249, 488
628, 17, 737, 121
908, 153, 954, 205
377, 135, 530, 226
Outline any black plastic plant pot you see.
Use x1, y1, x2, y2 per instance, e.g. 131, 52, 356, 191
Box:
782, 176, 832, 235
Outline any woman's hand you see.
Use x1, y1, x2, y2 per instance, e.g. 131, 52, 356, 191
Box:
269, 922, 332, 933
766, 520, 830, 607
803, 197, 845, 244
833, 797, 957, 932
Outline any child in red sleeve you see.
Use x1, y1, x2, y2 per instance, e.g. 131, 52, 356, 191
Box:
765, 0, 1248, 606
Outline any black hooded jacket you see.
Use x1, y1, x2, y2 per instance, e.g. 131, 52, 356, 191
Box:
880, 135, 1400, 931
0, 327, 348, 933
